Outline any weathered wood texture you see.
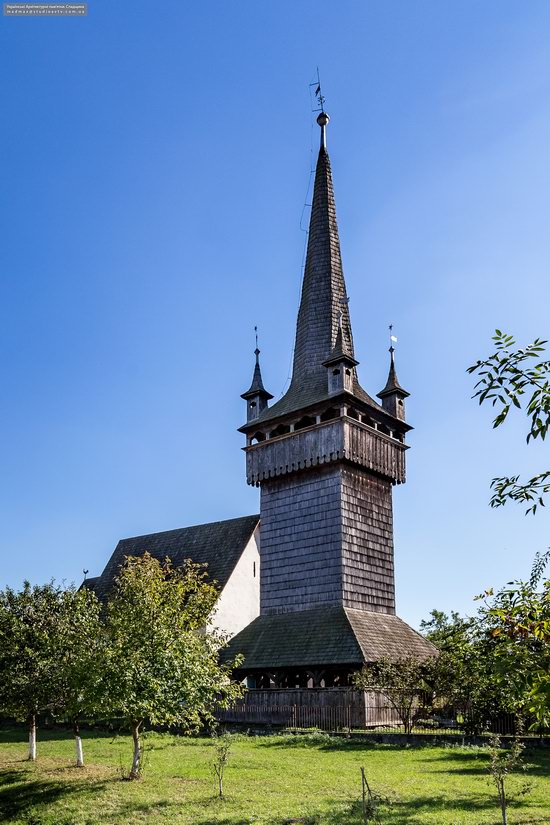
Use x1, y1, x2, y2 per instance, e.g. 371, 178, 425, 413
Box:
341, 467, 395, 614
217, 688, 400, 729
260, 466, 342, 615
246, 417, 406, 486
260, 464, 396, 617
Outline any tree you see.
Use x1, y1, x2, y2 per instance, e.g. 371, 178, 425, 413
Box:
211, 731, 232, 798
468, 331, 550, 726
0, 581, 106, 764
487, 734, 531, 825
476, 553, 550, 730
0, 582, 65, 760
54, 586, 105, 767
101, 553, 243, 779
468, 330, 550, 514
354, 656, 432, 735
421, 610, 521, 735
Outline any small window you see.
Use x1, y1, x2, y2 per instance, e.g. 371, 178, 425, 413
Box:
250, 400, 257, 409
398, 399, 404, 407
253, 561, 256, 578
332, 368, 340, 376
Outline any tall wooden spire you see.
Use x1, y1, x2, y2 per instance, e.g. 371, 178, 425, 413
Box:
292, 111, 355, 387
248, 111, 381, 425
225, 107, 436, 689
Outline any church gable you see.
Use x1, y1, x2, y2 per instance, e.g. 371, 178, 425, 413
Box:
209, 525, 260, 639
89, 514, 260, 603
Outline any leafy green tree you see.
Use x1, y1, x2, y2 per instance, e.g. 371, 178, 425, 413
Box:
421, 610, 519, 735
54, 586, 105, 766
102, 553, 243, 779
354, 656, 433, 734
0, 582, 106, 764
477, 553, 550, 730
468, 331, 550, 726
468, 330, 550, 514
0, 582, 65, 760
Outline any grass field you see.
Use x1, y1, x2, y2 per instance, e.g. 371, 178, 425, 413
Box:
0, 728, 549, 824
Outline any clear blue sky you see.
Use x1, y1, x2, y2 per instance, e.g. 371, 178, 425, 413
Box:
1, 0, 549, 628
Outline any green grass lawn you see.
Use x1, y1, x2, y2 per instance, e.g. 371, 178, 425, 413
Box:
0, 728, 549, 824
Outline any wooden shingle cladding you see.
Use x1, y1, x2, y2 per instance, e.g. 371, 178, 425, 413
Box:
260, 466, 343, 616
88, 514, 260, 603
245, 416, 407, 486
340, 467, 395, 614
247, 145, 386, 430
259, 465, 396, 617
223, 605, 436, 672
230, 116, 433, 683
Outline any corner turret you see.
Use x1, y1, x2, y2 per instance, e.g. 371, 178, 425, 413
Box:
377, 346, 409, 422
241, 344, 273, 423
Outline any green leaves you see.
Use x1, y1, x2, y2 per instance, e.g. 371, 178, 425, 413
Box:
489, 472, 550, 515
102, 553, 243, 734
0, 555, 244, 770
468, 331, 550, 514
354, 656, 434, 735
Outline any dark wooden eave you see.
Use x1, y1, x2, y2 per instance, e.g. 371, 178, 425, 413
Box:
222, 606, 436, 671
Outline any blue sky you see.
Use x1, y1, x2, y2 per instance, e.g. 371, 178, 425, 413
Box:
1, 0, 549, 628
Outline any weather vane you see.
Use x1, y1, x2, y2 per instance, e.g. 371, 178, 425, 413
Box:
83, 569, 89, 580
254, 325, 259, 352
389, 324, 398, 349
310, 68, 326, 113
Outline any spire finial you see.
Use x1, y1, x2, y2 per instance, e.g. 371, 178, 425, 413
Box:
316, 110, 330, 150
241, 326, 273, 416
378, 325, 409, 416
388, 324, 397, 363
311, 69, 329, 149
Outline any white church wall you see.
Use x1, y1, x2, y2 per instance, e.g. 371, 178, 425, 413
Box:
208, 526, 260, 639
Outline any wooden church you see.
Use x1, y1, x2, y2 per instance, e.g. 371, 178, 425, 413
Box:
88, 110, 434, 689
223, 110, 434, 688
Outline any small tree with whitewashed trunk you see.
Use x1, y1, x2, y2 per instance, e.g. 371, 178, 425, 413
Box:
102, 553, 243, 780
0, 582, 66, 760
54, 586, 106, 767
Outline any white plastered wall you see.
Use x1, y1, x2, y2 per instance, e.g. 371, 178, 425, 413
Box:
208, 525, 260, 639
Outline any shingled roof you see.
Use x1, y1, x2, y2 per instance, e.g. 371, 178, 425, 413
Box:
223, 606, 436, 670
88, 514, 259, 601
250, 136, 385, 427
378, 347, 410, 399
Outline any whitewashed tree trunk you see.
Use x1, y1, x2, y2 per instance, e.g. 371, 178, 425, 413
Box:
73, 723, 84, 767
130, 723, 141, 779
28, 715, 37, 761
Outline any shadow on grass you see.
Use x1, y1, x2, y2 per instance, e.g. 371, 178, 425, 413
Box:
417, 745, 550, 778
255, 733, 497, 754
256, 733, 386, 752
263, 792, 543, 825
0, 767, 108, 821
